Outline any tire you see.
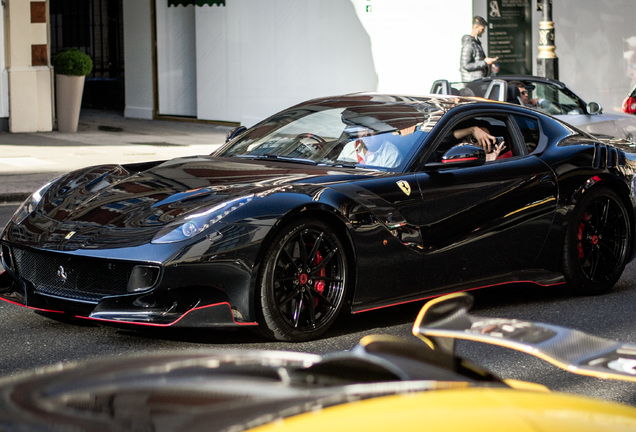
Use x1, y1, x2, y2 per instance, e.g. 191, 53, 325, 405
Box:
257, 218, 348, 341
561, 187, 631, 295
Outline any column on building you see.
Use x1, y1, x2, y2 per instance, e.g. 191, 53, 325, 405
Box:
6, 0, 54, 132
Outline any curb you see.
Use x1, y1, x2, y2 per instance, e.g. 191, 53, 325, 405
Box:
0, 193, 28, 204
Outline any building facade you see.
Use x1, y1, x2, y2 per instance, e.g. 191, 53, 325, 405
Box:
3, 1, 636, 132
3, 1, 52, 133
119, 0, 636, 126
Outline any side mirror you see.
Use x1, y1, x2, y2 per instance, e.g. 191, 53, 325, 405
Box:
226, 125, 247, 142
440, 144, 486, 166
586, 102, 602, 115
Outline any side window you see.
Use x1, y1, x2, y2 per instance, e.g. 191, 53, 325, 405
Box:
434, 114, 516, 163
512, 115, 540, 154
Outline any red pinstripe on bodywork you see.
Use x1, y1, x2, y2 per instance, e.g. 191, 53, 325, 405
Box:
353, 280, 566, 314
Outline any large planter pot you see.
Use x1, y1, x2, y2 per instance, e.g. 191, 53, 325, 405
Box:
56, 74, 85, 133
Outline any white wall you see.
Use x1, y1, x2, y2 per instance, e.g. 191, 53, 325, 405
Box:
0, 0, 8, 120
123, 0, 154, 119
194, 5, 228, 122
124, 0, 636, 124
352, 0, 472, 93
125, 0, 474, 124
552, 0, 636, 113
156, 1, 197, 117
362, 0, 635, 114
194, 0, 377, 126
192, 0, 474, 126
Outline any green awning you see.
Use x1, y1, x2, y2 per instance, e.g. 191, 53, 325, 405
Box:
168, 0, 225, 6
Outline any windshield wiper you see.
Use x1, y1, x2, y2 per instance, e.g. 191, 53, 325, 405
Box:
235, 154, 318, 165
320, 161, 359, 168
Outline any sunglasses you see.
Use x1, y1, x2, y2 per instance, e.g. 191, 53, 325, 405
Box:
520, 90, 528, 95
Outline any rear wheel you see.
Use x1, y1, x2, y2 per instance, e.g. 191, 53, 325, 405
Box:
562, 187, 631, 295
257, 218, 348, 341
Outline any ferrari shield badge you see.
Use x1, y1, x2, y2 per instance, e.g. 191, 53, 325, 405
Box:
397, 180, 411, 196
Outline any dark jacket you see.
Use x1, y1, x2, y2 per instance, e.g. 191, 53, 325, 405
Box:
459, 35, 487, 81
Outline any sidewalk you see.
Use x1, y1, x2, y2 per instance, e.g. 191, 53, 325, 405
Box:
0, 110, 232, 203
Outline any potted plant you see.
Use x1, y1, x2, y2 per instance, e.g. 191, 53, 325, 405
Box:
53, 48, 93, 132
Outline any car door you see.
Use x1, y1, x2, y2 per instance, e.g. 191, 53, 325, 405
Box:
343, 172, 427, 308
414, 111, 558, 291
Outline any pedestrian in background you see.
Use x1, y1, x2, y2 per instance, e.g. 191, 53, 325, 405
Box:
460, 16, 498, 82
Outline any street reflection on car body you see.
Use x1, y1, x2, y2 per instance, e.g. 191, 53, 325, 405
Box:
0, 199, 635, 408
1, 93, 635, 346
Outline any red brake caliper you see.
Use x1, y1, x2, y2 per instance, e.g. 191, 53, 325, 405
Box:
313, 250, 326, 306
577, 213, 588, 259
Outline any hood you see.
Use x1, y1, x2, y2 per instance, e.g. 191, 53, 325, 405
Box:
0, 348, 633, 432
9, 156, 375, 249
0, 350, 326, 432
556, 111, 636, 141
42, 156, 368, 226
0, 338, 509, 432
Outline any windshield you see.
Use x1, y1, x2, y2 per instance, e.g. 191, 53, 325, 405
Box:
216, 101, 433, 171
529, 82, 585, 115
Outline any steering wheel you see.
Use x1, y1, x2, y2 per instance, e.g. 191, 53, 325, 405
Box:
293, 133, 327, 153
543, 101, 563, 115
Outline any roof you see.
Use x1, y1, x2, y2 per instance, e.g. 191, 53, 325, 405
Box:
299, 92, 481, 111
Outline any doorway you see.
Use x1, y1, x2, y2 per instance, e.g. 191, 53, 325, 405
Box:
50, 0, 124, 110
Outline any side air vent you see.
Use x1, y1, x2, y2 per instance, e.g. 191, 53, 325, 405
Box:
608, 147, 619, 168
593, 144, 626, 170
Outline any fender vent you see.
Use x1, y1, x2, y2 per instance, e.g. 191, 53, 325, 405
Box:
593, 144, 626, 170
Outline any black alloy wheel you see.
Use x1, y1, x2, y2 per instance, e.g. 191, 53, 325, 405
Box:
562, 187, 631, 295
258, 218, 348, 342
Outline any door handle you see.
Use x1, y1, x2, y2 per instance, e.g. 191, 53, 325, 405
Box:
539, 174, 556, 187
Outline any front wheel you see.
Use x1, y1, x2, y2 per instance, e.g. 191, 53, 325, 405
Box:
561, 187, 631, 295
257, 218, 348, 341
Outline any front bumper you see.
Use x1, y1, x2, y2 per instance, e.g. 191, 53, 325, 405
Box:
0, 241, 259, 328
0, 269, 257, 328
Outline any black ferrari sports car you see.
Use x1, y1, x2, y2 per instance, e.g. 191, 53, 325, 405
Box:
1, 93, 635, 341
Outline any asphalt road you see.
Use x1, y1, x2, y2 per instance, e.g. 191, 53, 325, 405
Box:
0, 201, 635, 407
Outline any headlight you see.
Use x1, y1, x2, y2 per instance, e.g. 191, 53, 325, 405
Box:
151, 195, 254, 244
11, 180, 55, 224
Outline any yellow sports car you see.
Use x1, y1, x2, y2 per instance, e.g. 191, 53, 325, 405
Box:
252, 292, 636, 431
0, 292, 633, 431
251, 388, 636, 432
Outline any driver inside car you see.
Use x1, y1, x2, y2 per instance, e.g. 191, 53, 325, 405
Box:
338, 126, 403, 168
451, 124, 509, 161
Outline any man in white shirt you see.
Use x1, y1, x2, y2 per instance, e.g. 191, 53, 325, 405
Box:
339, 134, 402, 168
